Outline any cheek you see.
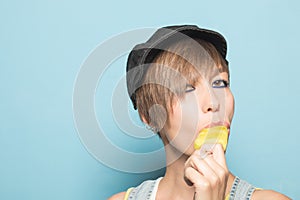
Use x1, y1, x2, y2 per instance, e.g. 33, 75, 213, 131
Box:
180, 98, 200, 135
164, 96, 200, 151
226, 91, 235, 121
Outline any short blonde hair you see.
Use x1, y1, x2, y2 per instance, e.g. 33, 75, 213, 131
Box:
135, 38, 228, 134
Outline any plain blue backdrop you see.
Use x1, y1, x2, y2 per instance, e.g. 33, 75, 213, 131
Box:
1, 0, 299, 199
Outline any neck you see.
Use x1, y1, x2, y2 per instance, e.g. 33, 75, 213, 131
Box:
158, 145, 194, 199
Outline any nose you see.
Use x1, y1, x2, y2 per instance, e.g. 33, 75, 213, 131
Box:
202, 89, 220, 113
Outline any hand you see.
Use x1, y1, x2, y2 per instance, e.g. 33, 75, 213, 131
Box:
184, 144, 229, 200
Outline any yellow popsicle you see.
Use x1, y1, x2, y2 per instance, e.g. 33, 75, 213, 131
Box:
194, 126, 229, 151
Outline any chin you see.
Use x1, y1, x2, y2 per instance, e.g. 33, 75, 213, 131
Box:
183, 146, 195, 156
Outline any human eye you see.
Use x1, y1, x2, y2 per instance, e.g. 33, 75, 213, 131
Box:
185, 84, 196, 93
212, 79, 229, 88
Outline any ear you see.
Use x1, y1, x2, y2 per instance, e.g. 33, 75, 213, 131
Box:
140, 115, 149, 125
170, 97, 180, 115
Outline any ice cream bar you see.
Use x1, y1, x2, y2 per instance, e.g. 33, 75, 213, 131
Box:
194, 126, 229, 151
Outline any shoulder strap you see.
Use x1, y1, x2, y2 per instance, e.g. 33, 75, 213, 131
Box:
125, 179, 157, 200
229, 176, 256, 200
124, 188, 133, 200
125, 176, 256, 200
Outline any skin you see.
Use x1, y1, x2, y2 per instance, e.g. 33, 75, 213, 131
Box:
109, 67, 290, 200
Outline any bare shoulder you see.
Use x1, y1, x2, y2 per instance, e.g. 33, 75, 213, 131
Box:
252, 189, 291, 200
107, 191, 126, 200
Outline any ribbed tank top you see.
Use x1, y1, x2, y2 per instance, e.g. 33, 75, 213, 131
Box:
125, 176, 257, 200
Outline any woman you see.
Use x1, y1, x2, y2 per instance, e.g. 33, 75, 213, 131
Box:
109, 25, 290, 200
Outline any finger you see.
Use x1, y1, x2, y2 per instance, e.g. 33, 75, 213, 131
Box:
191, 147, 227, 175
184, 167, 212, 200
185, 151, 206, 169
204, 156, 228, 186
211, 143, 227, 167
185, 150, 228, 200
198, 143, 215, 159
200, 156, 228, 199
184, 175, 194, 186
187, 153, 220, 186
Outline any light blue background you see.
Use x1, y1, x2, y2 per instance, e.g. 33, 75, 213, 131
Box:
1, 0, 299, 199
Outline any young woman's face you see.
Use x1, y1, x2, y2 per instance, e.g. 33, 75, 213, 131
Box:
163, 66, 234, 155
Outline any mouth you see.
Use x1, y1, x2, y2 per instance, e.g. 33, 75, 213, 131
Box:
194, 122, 231, 151
201, 121, 231, 135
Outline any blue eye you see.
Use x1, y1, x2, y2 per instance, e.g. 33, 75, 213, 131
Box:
185, 84, 195, 93
212, 80, 229, 88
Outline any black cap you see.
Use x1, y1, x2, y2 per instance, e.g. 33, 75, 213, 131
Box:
126, 25, 228, 110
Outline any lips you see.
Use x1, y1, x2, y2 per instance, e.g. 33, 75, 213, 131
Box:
199, 121, 230, 132
201, 121, 231, 135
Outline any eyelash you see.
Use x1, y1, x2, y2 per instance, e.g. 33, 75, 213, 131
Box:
185, 80, 229, 93
212, 79, 230, 88
185, 84, 195, 93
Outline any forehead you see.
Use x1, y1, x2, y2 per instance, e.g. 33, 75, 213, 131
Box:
158, 38, 229, 78
197, 63, 228, 79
